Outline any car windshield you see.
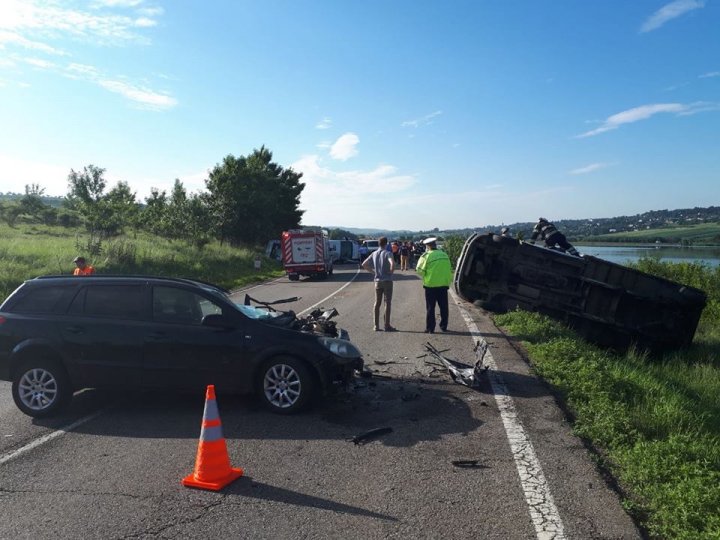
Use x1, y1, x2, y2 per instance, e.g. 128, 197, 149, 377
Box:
235, 304, 284, 320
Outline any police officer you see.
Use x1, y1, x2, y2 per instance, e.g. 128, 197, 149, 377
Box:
416, 237, 453, 333
528, 218, 580, 256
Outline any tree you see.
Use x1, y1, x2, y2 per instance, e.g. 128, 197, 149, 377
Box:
142, 188, 169, 236
205, 146, 304, 245
165, 179, 189, 239
105, 181, 139, 231
67, 165, 106, 207
66, 165, 136, 235
329, 228, 358, 241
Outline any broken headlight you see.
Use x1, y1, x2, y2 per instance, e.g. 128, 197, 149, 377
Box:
317, 337, 361, 359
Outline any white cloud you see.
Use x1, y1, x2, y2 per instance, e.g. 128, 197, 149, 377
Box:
569, 163, 610, 175
576, 102, 719, 138
640, 0, 704, 33
24, 57, 56, 69
329, 132, 359, 161
0, 0, 170, 109
97, 79, 178, 110
134, 17, 157, 28
401, 110, 442, 128
0, 0, 160, 48
0, 30, 67, 55
291, 154, 418, 227
92, 0, 145, 7
315, 117, 332, 129
699, 71, 720, 78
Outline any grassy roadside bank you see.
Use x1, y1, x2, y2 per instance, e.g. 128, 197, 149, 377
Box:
0, 223, 283, 300
494, 260, 720, 539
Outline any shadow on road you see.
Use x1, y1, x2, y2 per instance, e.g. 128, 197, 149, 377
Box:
224, 476, 397, 521
30, 377, 487, 448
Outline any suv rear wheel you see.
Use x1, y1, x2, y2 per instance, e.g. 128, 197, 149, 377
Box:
257, 356, 315, 414
12, 358, 72, 418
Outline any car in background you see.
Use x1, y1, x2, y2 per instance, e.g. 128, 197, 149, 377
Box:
0, 275, 363, 417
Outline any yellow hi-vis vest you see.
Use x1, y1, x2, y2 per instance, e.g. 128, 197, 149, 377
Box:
416, 249, 452, 287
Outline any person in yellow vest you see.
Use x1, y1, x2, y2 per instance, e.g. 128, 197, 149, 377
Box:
415, 237, 453, 333
73, 256, 95, 276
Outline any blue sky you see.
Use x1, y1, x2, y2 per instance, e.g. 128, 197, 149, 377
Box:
1, 0, 718, 230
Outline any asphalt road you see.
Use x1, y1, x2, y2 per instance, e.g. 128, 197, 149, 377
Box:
0, 265, 641, 539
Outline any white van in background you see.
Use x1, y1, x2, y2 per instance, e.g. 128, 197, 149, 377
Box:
329, 239, 360, 263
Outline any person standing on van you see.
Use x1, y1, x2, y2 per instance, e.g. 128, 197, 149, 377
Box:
416, 238, 452, 333
529, 218, 580, 256
361, 236, 396, 332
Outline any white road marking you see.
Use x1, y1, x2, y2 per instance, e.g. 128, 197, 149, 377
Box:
0, 409, 105, 466
450, 289, 567, 540
298, 267, 362, 316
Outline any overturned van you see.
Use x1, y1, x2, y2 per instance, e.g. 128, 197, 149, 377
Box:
453, 233, 707, 351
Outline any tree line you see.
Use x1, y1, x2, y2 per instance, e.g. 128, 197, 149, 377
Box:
0, 147, 305, 249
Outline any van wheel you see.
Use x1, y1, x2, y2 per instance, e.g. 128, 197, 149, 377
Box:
492, 234, 516, 246
257, 356, 315, 414
288, 274, 299, 281
12, 358, 71, 418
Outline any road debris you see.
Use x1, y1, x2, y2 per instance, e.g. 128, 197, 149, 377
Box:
452, 460, 488, 469
423, 341, 489, 388
349, 427, 393, 445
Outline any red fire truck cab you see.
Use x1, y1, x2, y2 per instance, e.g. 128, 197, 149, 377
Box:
281, 229, 334, 281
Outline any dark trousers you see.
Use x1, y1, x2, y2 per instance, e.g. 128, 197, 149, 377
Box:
424, 286, 449, 331
546, 232, 579, 256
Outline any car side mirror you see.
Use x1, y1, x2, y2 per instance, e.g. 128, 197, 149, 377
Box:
202, 314, 233, 328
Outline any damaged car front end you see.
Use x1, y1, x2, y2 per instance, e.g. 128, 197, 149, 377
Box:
241, 294, 364, 406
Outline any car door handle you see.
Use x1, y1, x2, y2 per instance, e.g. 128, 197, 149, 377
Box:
64, 325, 84, 334
146, 332, 167, 341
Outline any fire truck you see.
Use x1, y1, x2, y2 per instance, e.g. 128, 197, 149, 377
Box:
281, 229, 334, 281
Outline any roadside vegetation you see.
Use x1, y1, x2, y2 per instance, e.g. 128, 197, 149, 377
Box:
494, 260, 720, 539
0, 147, 301, 299
0, 223, 283, 301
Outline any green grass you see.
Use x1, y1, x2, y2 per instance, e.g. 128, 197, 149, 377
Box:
494, 260, 720, 539
0, 223, 284, 299
590, 222, 720, 244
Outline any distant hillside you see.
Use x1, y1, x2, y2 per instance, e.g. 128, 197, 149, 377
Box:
326, 205, 720, 245
0, 192, 65, 208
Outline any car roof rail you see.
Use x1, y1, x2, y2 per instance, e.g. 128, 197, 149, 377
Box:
31, 274, 228, 293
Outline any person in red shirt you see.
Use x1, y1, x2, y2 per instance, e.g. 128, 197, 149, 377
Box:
73, 256, 95, 276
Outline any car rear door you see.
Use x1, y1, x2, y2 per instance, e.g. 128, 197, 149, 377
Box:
60, 283, 146, 387
142, 285, 248, 391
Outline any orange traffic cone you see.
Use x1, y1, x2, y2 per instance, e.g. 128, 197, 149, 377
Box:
182, 385, 243, 491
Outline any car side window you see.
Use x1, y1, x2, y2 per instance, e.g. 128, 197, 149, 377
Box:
81, 285, 144, 319
7, 285, 69, 314
153, 286, 222, 325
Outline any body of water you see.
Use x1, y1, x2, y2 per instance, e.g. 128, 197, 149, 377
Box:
575, 244, 720, 268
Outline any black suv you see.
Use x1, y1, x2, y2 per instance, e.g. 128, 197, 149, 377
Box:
0, 276, 363, 417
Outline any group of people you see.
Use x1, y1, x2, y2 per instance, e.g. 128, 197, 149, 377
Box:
388, 240, 423, 271
361, 236, 452, 334
360, 218, 579, 334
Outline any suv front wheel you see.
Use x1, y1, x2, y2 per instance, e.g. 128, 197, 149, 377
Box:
257, 356, 315, 414
12, 359, 72, 418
